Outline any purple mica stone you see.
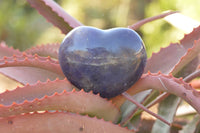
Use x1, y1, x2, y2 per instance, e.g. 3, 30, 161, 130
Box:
59, 26, 147, 98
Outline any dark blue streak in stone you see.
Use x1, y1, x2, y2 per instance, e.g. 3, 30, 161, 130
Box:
59, 26, 147, 98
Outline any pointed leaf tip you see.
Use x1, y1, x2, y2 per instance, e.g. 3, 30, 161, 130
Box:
27, 0, 83, 34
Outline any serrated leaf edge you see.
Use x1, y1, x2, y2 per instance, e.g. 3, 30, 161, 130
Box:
0, 53, 64, 76
0, 88, 120, 122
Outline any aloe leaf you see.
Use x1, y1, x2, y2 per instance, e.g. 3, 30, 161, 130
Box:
0, 78, 72, 106
0, 84, 120, 122
151, 95, 181, 133
118, 26, 200, 129
0, 54, 62, 75
0, 42, 21, 58
125, 91, 165, 118
25, 43, 60, 59
179, 115, 200, 133
126, 114, 141, 132
112, 72, 200, 114
27, 0, 83, 34
0, 67, 63, 85
119, 90, 152, 131
151, 38, 200, 132
0, 53, 65, 85
120, 90, 152, 125
144, 25, 200, 74
171, 39, 200, 76
0, 112, 131, 133
142, 26, 200, 132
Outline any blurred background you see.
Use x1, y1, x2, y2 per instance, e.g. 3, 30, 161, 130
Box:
0, 0, 200, 57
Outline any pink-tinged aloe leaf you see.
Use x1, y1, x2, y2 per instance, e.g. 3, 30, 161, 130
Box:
0, 90, 120, 122
138, 26, 200, 131
0, 112, 132, 133
0, 67, 63, 85
112, 72, 200, 114
0, 78, 72, 106
27, 0, 83, 34
144, 42, 185, 74
25, 43, 60, 59
179, 115, 200, 133
151, 36, 200, 131
0, 53, 65, 85
171, 39, 200, 75
0, 54, 61, 74
152, 36, 200, 131
0, 42, 21, 58
152, 38, 200, 131
144, 25, 200, 74
153, 67, 200, 132
180, 25, 200, 49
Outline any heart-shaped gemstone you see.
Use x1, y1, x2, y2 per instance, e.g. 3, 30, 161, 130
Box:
59, 26, 147, 98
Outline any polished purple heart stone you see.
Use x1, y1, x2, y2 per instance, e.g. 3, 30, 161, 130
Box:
59, 26, 147, 98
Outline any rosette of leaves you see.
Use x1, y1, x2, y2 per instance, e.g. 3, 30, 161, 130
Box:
0, 0, 200, 132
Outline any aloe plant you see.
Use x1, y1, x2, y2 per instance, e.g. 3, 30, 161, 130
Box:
0, 0, 200, 132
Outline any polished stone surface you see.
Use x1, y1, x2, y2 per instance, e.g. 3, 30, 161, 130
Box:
59, 26, 147, 98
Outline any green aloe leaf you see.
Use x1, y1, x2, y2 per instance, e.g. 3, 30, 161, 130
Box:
179, 115, 200, 133
151, 95, 181, 133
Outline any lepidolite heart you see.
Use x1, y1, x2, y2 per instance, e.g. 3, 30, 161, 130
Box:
59, 26, 147, 98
